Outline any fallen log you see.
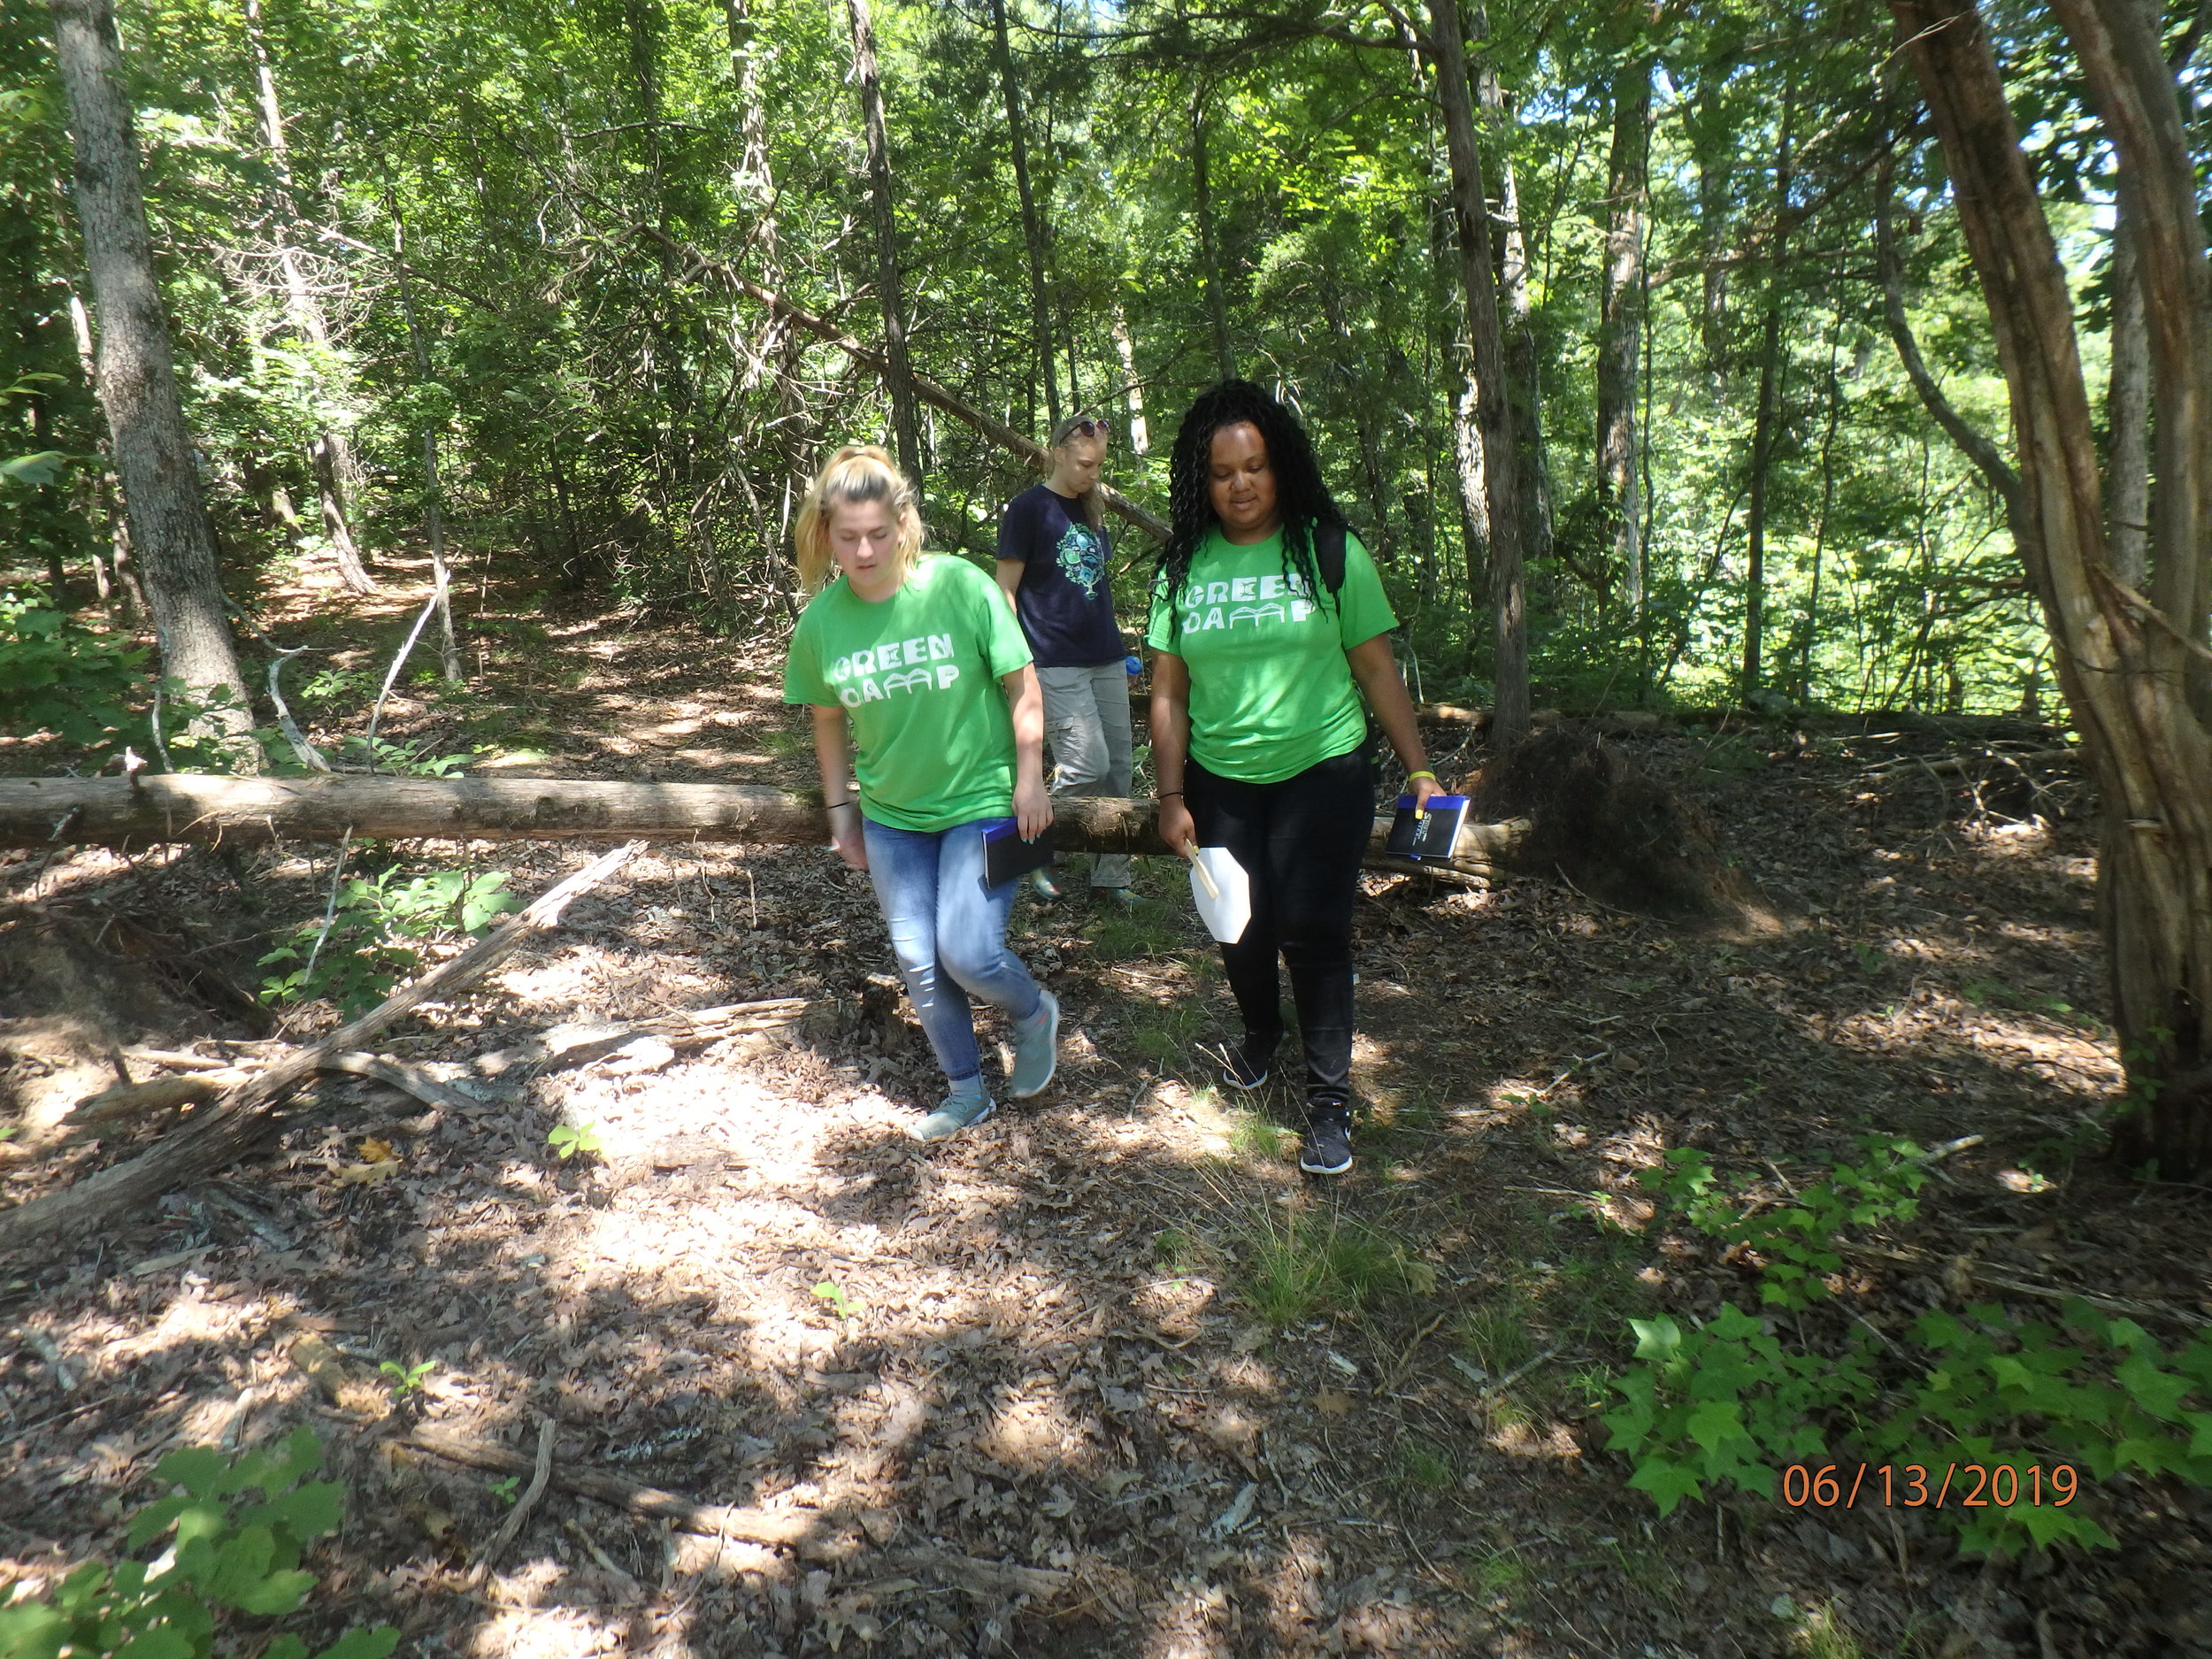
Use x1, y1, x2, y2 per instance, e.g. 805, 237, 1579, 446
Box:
0, 842, 642, 1251
0, 776, 1527, 881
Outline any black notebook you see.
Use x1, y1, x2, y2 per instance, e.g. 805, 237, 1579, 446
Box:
1385, 794, 1470, 861
981, 818, 1055, 887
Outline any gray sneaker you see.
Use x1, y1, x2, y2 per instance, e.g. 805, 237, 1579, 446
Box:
1007, 988, 1060, 1098
914, 1091, 995, 1141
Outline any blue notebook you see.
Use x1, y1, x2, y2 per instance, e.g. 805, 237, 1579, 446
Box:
1385, 794, 1469, 861
980, 818, 1055, 887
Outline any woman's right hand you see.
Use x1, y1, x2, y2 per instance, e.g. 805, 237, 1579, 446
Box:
1156, 795, 1196, 860
828, 803, 869, 871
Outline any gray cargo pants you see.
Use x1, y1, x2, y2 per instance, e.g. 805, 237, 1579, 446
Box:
1037, 661, 1134, 889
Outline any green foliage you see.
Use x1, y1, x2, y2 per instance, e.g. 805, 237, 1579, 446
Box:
1238, 1210, 1438, 1325
0, 588, 147, 751
0, 1427, 397, 1659
546, 1121, 604, 1160
259, 864, 518, 1017
1603, 1144, 2212, 1553
1648, 1137, 1928, 1309
810, 1279, 859, 1318
376, 1359, 434, 1398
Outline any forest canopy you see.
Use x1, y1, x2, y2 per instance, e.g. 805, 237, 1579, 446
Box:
4, 0, 2103, 718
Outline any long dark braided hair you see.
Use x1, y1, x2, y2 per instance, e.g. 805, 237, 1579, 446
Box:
1155, 380, 1345, 641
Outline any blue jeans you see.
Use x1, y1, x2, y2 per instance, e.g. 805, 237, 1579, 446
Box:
862, 815, 1045, 1088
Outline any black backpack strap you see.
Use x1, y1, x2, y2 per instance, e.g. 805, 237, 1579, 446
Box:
1316, 520, 1348, 595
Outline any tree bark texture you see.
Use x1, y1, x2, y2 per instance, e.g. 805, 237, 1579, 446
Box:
1740, 81, 1795, 703
842, 0, 921, 480
990, 0, 1058, 431
1894, 0, 2212, 1178
50, 0, 253, 745
0, 774, 1527, 880
244, 0, 373, 596
1191, 88, 1235, 384
389, 201, 464, 682
1427, 0, 1529, 748
2106, 174, 2151, 590
1595, 58, 1650, 610
1474, 25, 1553, 582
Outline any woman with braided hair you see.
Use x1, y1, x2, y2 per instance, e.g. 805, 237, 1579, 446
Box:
1147, 381, 1439, 1176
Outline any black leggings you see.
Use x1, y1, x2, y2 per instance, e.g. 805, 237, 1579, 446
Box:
1186, 749, 1373, 1102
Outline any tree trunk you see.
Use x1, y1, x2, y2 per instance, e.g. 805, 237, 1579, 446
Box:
842, 0, 921, 481
1191, 87, 1235, 384
1111, 299, 1148, 454
1740, 82, 1795, 704
388, 200, 463, 683
1596, 57, 1650, 612
1694, 84, 1732, 379
2107, 174, 2151, 590
1893, 0, 2212, 1178
1427, 0, 1529, 748
1473, 22, 1553, 583
50, 0, 252, 755
990, 0, 1057, 431
243, 0, 374, 596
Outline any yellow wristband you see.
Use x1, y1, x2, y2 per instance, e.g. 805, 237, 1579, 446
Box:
1409, 771, 1437, 783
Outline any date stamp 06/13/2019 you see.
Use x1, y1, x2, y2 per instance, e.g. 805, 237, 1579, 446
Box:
1782, 1463, 2079, 1510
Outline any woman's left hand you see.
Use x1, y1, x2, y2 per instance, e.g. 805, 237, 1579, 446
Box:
1014, 776, 1054, 841
1409, 772, 1445, 812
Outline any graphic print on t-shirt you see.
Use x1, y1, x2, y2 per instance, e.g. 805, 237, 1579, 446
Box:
822, 632, 961, 706
1055, 522, 1106, 598
1171, 570, 1318, 634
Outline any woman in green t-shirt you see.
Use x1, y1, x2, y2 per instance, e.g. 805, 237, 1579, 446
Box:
1146, 382, 1440, 1177
783, 445, 1060, 1141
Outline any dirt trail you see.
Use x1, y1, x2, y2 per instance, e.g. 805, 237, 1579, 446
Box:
4, 561, 2207, 1658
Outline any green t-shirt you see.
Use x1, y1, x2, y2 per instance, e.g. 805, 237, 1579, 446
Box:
1144, 526, 1397, 784
784, 554, 1033, 831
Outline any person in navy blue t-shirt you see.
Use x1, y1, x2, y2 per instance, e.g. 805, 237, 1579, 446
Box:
995, 414, 1135, 905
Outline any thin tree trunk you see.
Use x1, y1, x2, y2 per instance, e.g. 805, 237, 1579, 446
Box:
50, 0, 252, 755
988, 0, 1056, 431
1741, 81, 1795, 704
243, 0, 373, 595
1428, 0, 1529, 748
1455, 371, 1490, 634
2108, 173, 2151, 589
1474, 20, 1552, 583
1596, 57, 1650, 613
64, 288, 130, 617
1695, 84, 1732, 379
842, 0, 921, 480
1799, 319, 1844, 701
388, 204, 462, 683
1895, 0, 2212, 1178
1191, 87, 1235, 383
1111, 299, 1148, 454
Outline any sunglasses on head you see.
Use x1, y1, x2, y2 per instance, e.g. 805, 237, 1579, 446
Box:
1058, 417, 1112, 442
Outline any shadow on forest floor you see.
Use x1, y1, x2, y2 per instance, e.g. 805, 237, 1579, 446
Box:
4, 551, 2208, 1659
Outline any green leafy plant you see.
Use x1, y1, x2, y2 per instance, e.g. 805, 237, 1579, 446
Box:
260, 864, 518, 1017
487, 1476, 520, 1505
1604, 1144, 2212, 1554
811, 1279, 859, 1319
546, 1122, 604, 1160
1649, 1137, 1929, 1309
376, 1359, 435, 1398
0, 1426, 397, 1659
332, 735, 487, 777
0, 587, 147, 752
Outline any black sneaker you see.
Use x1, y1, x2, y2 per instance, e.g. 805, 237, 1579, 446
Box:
1300, 1099, 1354, 1176
1218, 1033, 1280, 1091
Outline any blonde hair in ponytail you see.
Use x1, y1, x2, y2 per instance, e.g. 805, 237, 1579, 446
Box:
793, 444, 925, 589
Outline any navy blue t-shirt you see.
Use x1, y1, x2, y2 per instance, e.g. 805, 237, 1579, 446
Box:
996, 485, 1124, 667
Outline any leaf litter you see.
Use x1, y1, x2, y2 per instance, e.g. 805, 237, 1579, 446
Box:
0, 569, 2206, 1657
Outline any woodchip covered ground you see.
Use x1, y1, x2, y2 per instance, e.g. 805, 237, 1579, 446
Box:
4, 563, 2208, 1658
